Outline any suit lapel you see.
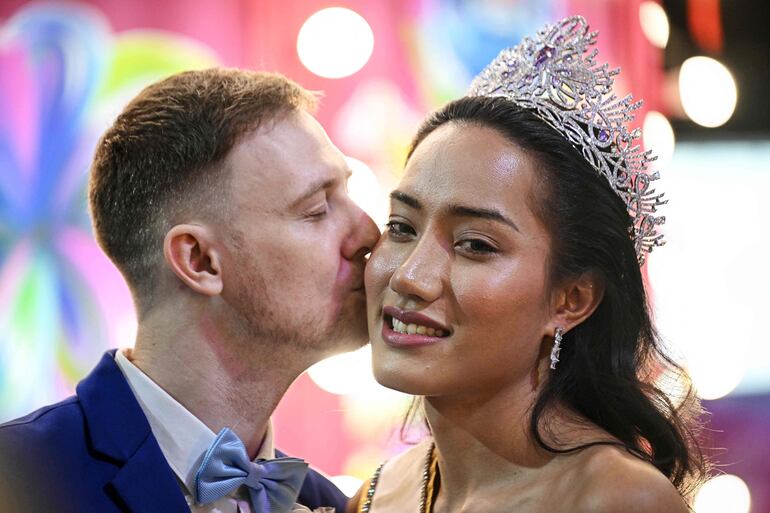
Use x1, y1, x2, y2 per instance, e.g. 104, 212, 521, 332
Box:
109, 433, 191, 513
77, 350, 190, 513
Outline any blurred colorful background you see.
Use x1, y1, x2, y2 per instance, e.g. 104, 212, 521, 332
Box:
0, 0, 767, 511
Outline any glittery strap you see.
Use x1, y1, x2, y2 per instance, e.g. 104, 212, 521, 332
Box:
358, 462, 384, 512
423, 446, 439, 513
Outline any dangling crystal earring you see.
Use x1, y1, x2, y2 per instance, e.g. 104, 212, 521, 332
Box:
549, 327, 564, 370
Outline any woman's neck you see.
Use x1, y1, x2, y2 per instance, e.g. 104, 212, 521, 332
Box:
423, 377, 613, 512
424, 384, 554, 509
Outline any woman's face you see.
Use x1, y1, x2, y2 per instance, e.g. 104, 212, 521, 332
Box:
365, 122, 558, 398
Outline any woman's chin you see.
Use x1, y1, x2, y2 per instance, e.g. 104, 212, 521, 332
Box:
372, 363, 439, 396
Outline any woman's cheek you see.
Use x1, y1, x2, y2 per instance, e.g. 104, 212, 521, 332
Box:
365, 242, 400, 293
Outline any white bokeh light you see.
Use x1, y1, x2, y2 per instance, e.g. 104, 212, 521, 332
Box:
679, 56, 737, 128
307, 345, 374, 396
115, 312, 138, 349
307, 345, 412, 447
639, 1, 670, 48
642, 110, 675, 170
297, 7, 374, 79
694, 474, 751, 513
330, 475, 364, 498
346, 156, 388, 227
688, 352, 747, 400
647, 141, 770, 398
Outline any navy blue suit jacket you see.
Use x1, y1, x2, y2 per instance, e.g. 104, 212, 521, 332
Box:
0, 350, 348, 513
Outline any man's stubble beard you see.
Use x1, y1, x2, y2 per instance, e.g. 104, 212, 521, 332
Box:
230, 261, 369, 361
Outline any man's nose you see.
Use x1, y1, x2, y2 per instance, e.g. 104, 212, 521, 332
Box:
342, 202, 380, 261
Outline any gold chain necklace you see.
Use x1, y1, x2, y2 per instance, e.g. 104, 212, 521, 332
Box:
418, 442, 437, 513
360, 442, 437, 513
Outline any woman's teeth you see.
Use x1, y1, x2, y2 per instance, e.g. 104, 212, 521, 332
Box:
391, 317, 446, 337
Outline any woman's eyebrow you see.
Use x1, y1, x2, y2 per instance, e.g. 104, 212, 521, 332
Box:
390, 190, 421, 209
447, 204, 520, 232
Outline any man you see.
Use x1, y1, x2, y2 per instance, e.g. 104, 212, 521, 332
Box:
0, 68, 379, 512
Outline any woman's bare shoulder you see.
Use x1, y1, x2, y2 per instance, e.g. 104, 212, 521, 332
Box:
563, 445, 689, 513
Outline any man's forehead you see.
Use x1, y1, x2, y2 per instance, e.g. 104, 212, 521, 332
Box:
226, 111, 348, 207
248, 111, 322, 156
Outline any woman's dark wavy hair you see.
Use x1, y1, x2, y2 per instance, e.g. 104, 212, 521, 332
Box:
402, 96, 708, 495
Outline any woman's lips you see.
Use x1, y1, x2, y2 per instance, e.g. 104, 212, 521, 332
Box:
380, 306, 450, 347
383, 306, 450, 332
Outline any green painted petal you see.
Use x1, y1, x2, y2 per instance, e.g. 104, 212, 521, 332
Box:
98, 29, 220, 101
0, 252, 60, 412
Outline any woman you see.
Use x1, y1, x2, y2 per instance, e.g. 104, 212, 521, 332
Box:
351, 16, 706, 513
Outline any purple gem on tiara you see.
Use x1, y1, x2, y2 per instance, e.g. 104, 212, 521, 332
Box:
598, 129, 611, 142
535, 45, 555, 66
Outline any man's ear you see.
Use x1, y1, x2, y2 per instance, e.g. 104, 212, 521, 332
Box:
163, 224, 223, 296
550, 271, 605, 333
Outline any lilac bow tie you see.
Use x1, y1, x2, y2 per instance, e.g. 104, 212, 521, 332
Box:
194, 427, 309, 513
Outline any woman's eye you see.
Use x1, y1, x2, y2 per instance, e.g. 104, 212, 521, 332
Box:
456, 239, 497, 255
385, 221, 416, 239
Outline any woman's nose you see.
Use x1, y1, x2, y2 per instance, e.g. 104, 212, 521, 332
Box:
388, 236, 445, 303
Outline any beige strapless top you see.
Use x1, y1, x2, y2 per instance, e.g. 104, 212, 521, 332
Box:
356, 439, 436, 513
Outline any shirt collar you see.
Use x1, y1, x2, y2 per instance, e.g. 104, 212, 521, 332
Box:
114, 348, 276, 495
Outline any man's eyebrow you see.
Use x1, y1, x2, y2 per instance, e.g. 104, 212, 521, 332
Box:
290, 169, 351, 209
390, 190, 421, 209
448, 204, 520, 232
291, 177, 336, 208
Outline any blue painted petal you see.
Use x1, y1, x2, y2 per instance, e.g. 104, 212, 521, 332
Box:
2, 3, 109, 229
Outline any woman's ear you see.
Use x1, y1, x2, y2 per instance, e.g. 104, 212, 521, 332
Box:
550, 270, 605, 333
163, 224, 224, 296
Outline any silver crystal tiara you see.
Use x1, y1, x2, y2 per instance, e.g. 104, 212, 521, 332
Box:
467, 15, 666, 265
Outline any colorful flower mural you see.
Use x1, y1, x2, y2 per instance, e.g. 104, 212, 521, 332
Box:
0, 2, 217, 420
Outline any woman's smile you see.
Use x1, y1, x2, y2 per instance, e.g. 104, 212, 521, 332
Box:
380, 305, 451, 347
